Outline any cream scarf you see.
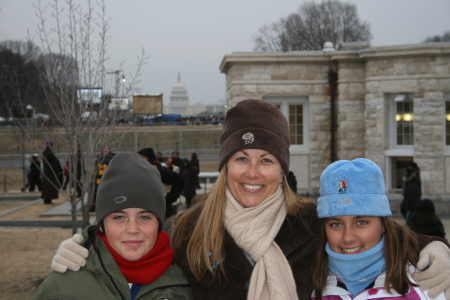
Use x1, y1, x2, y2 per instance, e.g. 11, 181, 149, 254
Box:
224, 186, 298, 300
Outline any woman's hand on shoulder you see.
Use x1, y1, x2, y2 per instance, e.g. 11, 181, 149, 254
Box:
51, 234, 88, 273
412, 241, 450, 298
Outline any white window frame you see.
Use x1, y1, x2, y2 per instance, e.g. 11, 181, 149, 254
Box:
264, 96, 309, 150
445, 92, 450, 149
388, 92, 414, 152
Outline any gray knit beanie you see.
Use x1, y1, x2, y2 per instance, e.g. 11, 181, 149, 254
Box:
96, 152, 166, 230
219, 99, 291, 175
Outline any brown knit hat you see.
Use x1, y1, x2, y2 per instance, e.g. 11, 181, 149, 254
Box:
219, 99, 290, 174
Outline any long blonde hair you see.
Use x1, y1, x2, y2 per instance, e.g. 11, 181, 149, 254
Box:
171, 165, 312, 282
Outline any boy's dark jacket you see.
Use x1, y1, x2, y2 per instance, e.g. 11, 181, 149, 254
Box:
33, 226, 194, 300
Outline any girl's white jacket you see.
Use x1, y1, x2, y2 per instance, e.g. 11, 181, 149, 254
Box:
311, 266, 446, 300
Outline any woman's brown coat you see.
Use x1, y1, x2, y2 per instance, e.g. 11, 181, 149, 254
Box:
173, 202, 321, 300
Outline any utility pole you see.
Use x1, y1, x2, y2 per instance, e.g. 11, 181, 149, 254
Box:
106, 70, 126, 97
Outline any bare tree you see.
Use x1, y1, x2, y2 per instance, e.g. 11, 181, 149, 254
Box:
0, 41, 50, 186
253, 0, 372, 52
423, 31, 450, 43
16, 0, 148, 233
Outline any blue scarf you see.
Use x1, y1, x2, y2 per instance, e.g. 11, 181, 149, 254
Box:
327, 236, 386, 297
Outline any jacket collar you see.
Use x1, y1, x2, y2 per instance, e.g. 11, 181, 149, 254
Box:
275, 203, 317, 257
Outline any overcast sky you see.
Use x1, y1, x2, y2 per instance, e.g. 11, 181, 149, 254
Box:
0, 0, 449, 105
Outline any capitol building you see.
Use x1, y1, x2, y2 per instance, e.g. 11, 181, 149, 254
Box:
163, 73, 224, 116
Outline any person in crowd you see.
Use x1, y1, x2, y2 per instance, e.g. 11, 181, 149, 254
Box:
180, 158, 198, 208
190, 152, 201, 189
156, 151, 163, 163
70, 142, 85, 198
34, 152, 194, 299
92, 145, 115, 211
160, 157, 169, 169
171, 150, 182, 169
41, 139, 62, 205
47, 100, 450, 300
172, 161, 181, 174
137, 148, 185, 220
163, 157, 174, 171
62, 159, 70, 190
28, 154, 42, 192
407, 199, 446, 240
401, 162, 422, 220
20, 154, 32, 192
287, 170, 298, 194
312, 158, 449, 299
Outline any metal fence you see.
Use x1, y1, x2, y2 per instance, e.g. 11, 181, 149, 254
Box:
0, 127, 223, 169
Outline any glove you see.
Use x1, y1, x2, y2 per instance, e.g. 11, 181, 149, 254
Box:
50, 233, 89, 273
412, 241, 450, 299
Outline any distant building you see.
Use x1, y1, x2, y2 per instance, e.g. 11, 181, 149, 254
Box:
165, 73, 190, 115
185, 103, 207, 116
220, 42, 450, 209
132, 94, 163, 124
164, 73, 226, 116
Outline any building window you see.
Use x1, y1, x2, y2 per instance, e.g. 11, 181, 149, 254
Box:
289, 104, 303, 144
446, 93, 450, 146
389, 93, 414, 147
265, 97, 308, 147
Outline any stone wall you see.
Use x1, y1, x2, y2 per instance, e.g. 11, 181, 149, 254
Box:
363, 48, 450, 197
220, 44, 450, 202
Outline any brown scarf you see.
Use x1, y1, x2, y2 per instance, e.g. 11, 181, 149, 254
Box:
224, 186, 298, 300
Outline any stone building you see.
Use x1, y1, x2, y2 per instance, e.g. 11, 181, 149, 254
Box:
219, 43, 450, 213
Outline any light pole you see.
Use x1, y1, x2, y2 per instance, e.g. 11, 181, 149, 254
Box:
106, 70, 125, 97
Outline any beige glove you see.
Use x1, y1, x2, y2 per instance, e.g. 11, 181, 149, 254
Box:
412, 241, 450, 299
50, 233, 89, 273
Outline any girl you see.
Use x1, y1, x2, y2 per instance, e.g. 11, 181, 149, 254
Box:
312, 158, 448, 300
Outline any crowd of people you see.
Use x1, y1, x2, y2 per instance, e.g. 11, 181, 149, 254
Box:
21, 138, 201, 213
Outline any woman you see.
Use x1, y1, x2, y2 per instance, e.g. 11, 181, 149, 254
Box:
407, 199, 446, 239
34, 152, 194, 299
401, 162, 422, 220
29, 154, 42, 192
20, 154, 31, 192
181, 158, 198, 208
41, 139, 62, 204
170, 99, 318, 299
312, 158, 447, 299
190, 152, 201, 189
51, 100, 450, 299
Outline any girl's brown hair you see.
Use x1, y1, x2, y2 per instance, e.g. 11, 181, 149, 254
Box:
313, 217, 419, 299
171, 165, 311, 283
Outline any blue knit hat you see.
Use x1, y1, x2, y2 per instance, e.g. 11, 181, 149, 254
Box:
317, 158, 392, 218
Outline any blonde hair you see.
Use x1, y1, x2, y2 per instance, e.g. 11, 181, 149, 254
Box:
171, 165, 312, 282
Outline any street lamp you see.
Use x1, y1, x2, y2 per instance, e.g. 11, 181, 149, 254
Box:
106, 70, 125, 96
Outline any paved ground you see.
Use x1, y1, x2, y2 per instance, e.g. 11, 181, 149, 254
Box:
0, 179, 218, 228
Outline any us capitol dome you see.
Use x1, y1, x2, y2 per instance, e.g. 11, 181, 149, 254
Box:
168, 73, 189, 115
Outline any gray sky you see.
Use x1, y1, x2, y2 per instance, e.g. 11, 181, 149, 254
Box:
0, 0, 449, 105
